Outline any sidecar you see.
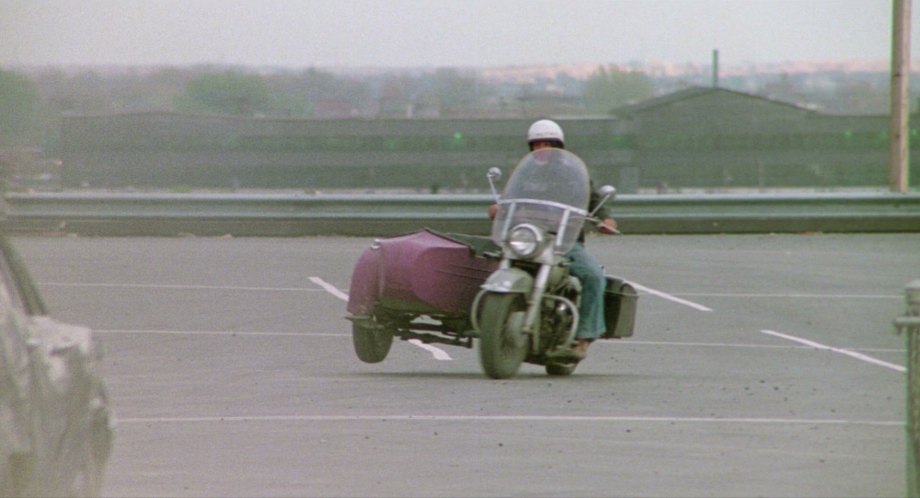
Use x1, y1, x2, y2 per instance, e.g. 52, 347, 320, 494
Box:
346, 229, 499, 363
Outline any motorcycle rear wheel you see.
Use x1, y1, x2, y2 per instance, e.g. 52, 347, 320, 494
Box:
545, 362, 577, 376
352, 319, 394, 363
478, 293, 528, 379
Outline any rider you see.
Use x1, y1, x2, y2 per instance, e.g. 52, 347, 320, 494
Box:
492, 119, 618, 360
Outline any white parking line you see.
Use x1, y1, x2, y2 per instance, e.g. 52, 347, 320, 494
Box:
96, 329, 346, 337
308, 277, 349, 301
612, 339, 904, 353
40, 282, 321, 292
761, 330, 906, 373
627, 281, 713, 312
115, 414, 902, 427
677, 292, 899, 300
92, 331, 906, 355
408, 339, 453, 360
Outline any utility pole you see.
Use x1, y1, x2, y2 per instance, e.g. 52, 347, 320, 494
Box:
890, 0, 912, 192
712, 49, 719, 88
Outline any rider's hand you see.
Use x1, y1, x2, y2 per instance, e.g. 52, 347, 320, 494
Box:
597, 218, 619, 235
488, 203, 498, 220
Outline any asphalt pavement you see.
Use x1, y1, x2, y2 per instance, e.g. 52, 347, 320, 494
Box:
11, 233, 917, 497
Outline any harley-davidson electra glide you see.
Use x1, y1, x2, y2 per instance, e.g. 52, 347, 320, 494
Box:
346, 149, 637, 379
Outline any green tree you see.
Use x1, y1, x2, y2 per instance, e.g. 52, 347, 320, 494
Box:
265, 68, 372, 117
582, 65, 654, 114
0, 68, 40, 145
432, 68, 482, 113
175, 70, 273, 115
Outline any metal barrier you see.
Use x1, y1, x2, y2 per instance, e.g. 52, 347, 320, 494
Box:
2, 191, 919, 236
897, 280, 920, 497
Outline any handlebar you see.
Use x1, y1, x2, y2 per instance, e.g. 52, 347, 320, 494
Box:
588, 216, 621, 235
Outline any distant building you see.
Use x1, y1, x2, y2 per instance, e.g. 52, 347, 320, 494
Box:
59, 112, 632, 191
612, 86, 900, 189
58, 87, 915, 192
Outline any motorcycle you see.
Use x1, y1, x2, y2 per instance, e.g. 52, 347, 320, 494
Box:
345, 149, 638, 378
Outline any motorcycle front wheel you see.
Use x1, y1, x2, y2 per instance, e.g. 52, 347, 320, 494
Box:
478, 293, 528, 379
352, 319, 394, 363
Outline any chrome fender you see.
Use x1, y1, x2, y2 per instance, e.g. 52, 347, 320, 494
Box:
480, 267, 534, 294
470, 268, 534, 333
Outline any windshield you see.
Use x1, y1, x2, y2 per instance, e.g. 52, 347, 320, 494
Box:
491, 149, 591, 253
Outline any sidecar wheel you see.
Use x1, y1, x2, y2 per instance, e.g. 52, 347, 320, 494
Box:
478, 293, 528, 379
546, 362, 577, 376
352, 320, 393, 363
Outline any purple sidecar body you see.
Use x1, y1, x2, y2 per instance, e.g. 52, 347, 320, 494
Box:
347, 230, 499, 319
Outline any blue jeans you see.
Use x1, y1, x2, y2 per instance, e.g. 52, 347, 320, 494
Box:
566, 243, 606, 340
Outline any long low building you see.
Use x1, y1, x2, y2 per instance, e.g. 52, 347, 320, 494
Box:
59, 86, 917, 192
614, 87, 904, 189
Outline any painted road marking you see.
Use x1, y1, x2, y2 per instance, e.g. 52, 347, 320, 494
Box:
761, 330, 906, 373
74, 278, 901, 368
600, 339, 904, 353
92, 330, 906, 355
308, 276, 349, 301
408, 339, 453, 360
676, 292, 899, 300
115, 413, 901, 427
40, 282, 322, 292
627, 281, 713, 312
96, 329, 346, 337
41, 283, 895, 302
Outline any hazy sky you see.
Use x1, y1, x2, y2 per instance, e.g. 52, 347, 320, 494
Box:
0, 0, 915, 68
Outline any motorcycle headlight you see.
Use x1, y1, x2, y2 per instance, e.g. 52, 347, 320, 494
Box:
508, 224, 544, 258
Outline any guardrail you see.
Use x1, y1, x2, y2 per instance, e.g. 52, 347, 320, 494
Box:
2, 191, 919, 236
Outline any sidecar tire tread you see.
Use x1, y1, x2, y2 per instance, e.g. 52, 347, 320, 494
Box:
352, 321, 394, 363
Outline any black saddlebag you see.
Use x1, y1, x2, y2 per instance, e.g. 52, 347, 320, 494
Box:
601, 276, 638, 339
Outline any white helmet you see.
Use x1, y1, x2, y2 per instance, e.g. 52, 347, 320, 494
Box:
527, 119, 565, 148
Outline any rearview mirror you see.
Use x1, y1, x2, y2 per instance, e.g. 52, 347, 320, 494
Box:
598, 185, 616, 201
486, 168, 503, 201
590, 185, 617, 217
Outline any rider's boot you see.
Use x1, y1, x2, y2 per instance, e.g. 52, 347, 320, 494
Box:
548, 339, 591, 362
572, 339, 591, 359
